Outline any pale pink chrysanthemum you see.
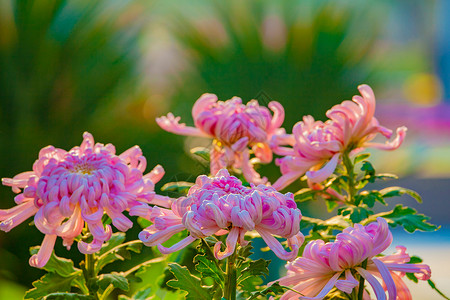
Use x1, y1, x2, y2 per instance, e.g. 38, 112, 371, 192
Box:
276, 217, 431, 300
0, 132, 169, 268
156, 94, 285, 185
272, 84, 407, 190
139, 169, 304, 261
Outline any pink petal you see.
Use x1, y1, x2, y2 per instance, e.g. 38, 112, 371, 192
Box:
364, 126, 407, 150
257, 229, 299, 261
306, 153, 340, 183
356, 267, 386, 300
214, 227, 239, 260
157, 235, 197, 254
373, 258, 397, 300
156, 113, 207, 137
29, 234, 57, 268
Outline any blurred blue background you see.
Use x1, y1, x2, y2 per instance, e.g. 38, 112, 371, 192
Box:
0, 0, 449, 298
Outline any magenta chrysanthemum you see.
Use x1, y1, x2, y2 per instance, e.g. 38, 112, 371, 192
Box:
272, 84, 407, 190
276, 218, 431, 300
139, 169, 304, 261
156, 94, 285, 184
0, 132, 168, 268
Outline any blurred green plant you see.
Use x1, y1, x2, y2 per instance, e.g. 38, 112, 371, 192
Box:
0, 0, 151, 290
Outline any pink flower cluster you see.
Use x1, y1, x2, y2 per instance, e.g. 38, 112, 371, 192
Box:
277, 218, 431, 300
139, 169, 304, 261
156, 94, 284, 185
272, 85, 407, 190
0, 132, 167, 268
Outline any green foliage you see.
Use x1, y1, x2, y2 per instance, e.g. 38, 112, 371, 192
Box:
354, 190, 386, 207
26, 248, 87, 299
354, 153, 371, 165
427, 280, 450, 300
25, 273, 81, 300
161, 181, 194, 196
190, 147, 211, 162
194, 256, 224, 287
247, 282, 292, 300
372, 205, 439, 233
338, 205, 373, 224
96, 240, 143, 273
98, 273, 130, 292
379, 186, 422, 203
118, 287, 153, 300
166, 263, 212, 300
44, 293, 95, 300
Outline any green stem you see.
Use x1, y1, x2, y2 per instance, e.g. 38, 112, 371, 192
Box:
84, 253, 99, 300
342, 151, 356, 205
223, 250, 237, 300
357, 259, 368, 300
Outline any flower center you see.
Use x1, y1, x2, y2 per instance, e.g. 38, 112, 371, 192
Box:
70, 162, 95, 175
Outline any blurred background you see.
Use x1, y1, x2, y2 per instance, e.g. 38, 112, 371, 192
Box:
0, 0, 449, 298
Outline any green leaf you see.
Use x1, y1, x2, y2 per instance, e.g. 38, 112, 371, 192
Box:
361, 161, 376, 182
338, 205, 373, 224
44, 293, 95, 300
166, 263, 211, 300
355, 190, 386, 208
375, 205, 439, 233
118, 287, 153, 300
161, 181, 194, 195
96, 240, 143, 272
428, 279, 450, 300
190, 147, 210, 161
98, 273, 129, 292
25, 273, 79, 300
325, 200, 339, 212
194, 255, 224, 286
405, 272, 419, 283
98, 232, 126, 255
30, 247, 82, 278
238, 259, 270, 286
301, 215, 350, 231
294, 188, 316, 202
247, 282, 290, 300
379, 186, 422, 203
354, 153, 370, 164
137, 217, 152, 229
409, 256, 423, 264
237, 243, 254, 261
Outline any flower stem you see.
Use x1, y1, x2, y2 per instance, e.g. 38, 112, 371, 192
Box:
223, 250, 237, 300
357, 259, 368, 300
342, 151, 356, 205
83, 253, 99, 300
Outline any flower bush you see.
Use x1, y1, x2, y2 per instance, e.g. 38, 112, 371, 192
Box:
0, 85, 447, 300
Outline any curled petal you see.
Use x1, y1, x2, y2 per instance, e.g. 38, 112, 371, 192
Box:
139, 224, 185, 246
214, 227, 239, 260
356, 267, 387, 300
306, 153, 340, 183
78, 238, 103, 254
156, 113, 208, 137
373, 258, 397, 300
335, 269, 359, 294
0, 201, 38, 232
157, 235, 197, 254
257, 229, 299, 261
268, 101, 285, 132
29, 234, 57, 268
364, 126, 407, 150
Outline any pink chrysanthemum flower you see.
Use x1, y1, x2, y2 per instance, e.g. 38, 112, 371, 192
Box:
139, 169, 304, 261
156, 94, 285, 185
276, 217, 431, 300
272, 84, 407, 190
0, 132, 168, 268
